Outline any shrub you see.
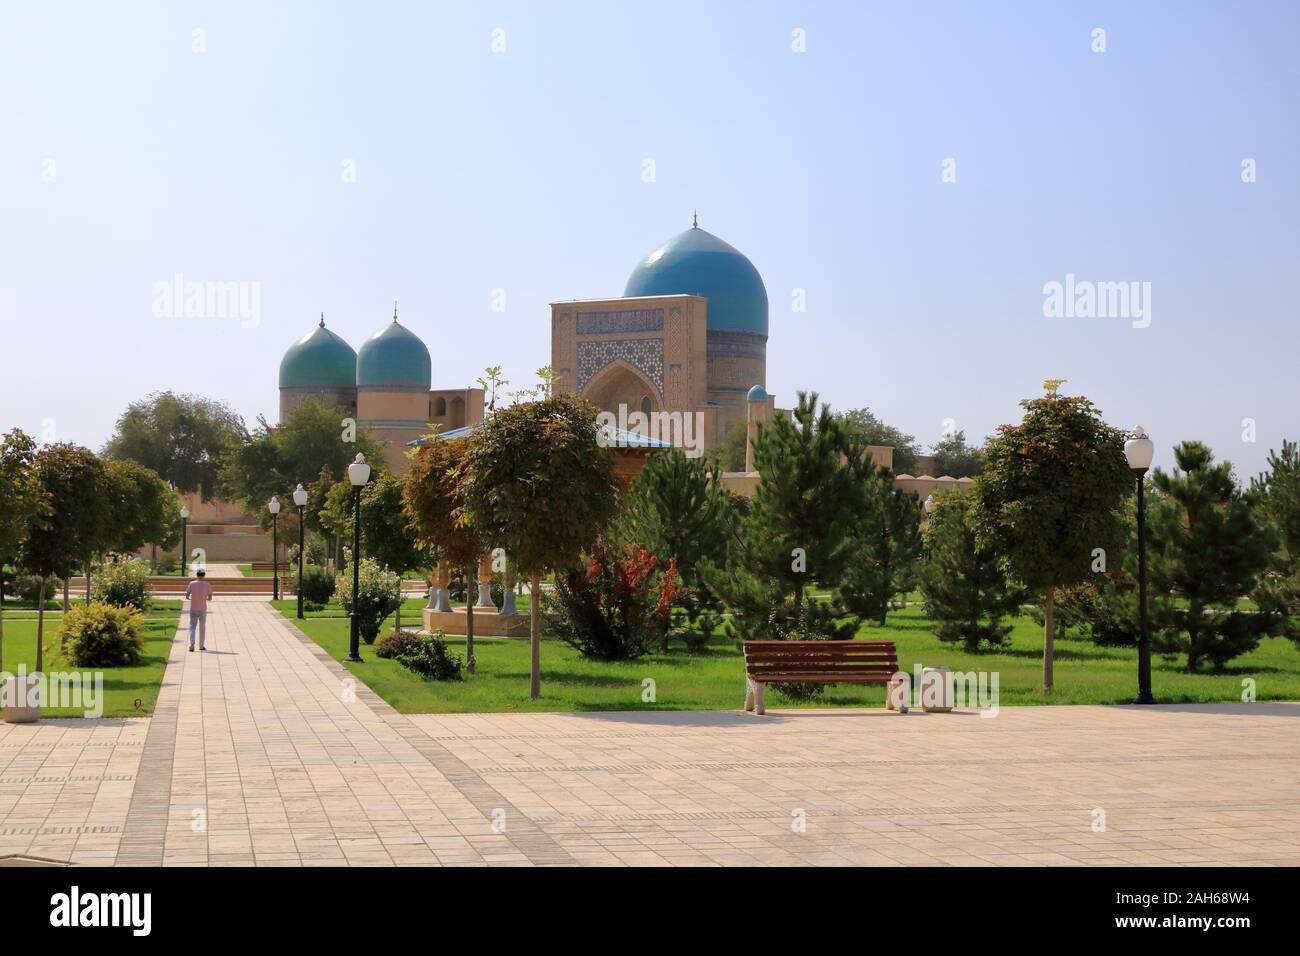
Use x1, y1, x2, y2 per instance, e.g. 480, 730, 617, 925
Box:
303, 599, 325, 613
336, 558, 402, 644
92, 560, 151, 610
60, 601, 145, 667
155, 556, 178, 575
13, 574, 55, 603
375, 629, 423, 660
296, 564, 336, 604
543, 540, 683, 660
394, 631, 464, 681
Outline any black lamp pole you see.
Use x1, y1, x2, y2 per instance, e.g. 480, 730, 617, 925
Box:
296, 504, 306, 619
1134, 468, 1155, 704
346, 485, 363, 662
180, 515, 188, 577
271, 510, 280, 600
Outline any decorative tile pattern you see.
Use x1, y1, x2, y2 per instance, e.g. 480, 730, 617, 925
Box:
576, 309, 664, 335
577, 338, 664, 397
707, 329, 767, 360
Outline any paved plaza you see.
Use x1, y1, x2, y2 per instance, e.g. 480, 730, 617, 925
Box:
1, 601, 1297, 866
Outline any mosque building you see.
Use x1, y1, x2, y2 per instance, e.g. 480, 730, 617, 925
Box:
276, 216, 770, 470
274, 218, 954, 500
551, 214, 767, 450
277, 306, 484, 473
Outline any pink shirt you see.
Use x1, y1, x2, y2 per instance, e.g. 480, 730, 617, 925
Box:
186, 579, 214, 612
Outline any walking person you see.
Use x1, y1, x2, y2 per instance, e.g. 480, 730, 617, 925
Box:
185, 568, 214, 651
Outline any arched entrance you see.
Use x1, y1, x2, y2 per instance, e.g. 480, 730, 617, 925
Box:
583, 362, 661, 418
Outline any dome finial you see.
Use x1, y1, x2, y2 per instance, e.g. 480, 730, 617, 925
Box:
319, 312, 325, 328
692, 210, 698, 229
393, 300, 398, 323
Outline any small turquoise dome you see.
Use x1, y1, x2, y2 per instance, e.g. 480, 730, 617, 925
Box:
279, 318, 357, 389
623, 224, 769, 336
746, 385, 768, 402
357, 314, 431, 389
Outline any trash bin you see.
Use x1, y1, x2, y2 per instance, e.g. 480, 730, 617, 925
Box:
2, 673, 42, 723
921, 666, 953, 712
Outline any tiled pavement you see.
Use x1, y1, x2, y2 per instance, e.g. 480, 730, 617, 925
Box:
1, 601, 1298, 866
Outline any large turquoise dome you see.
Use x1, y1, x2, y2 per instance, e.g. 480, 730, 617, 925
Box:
623, 224, 768, 336
357, 315, 431, 389
279, 318, 358, 389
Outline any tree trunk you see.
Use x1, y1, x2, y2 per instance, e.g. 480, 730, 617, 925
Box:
1043, 585, 1056, 691
36, 580, 47, 674
793, 578, 804, 617
464, 568, 476, 675
529, 573, 541, 699
151, 543, 158, 573
62, 577, 69, 612
0, 570, 6, 675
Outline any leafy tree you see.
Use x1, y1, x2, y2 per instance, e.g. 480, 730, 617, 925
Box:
747, 392, 864, 614
104, 459, 181, 565
837, 467, 922, 625
836, 407, 919, 475
20, 444, 114, 671
219, 399, 384, 529
931, 430, 984, 478
403, 436, 485, 672
1150, 442, 1280, 670
355, 473, 430, 632
705, 421, 748, 472
461, 394, 620, 698
620, 450, 732, 591
919, 492, 1027, 650
1250, 441, 1300, 645
103, 391, 245, 500
0, 429, 40, 673
970, 391, 1131, 690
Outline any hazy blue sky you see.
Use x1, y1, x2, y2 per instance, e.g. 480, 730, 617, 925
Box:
2, 0, 1296, 478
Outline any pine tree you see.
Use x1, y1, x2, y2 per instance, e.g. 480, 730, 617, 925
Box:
1150, 442, 1279, 671
620, 449, 732, 591
837, 468, 922, 625
746, 391, 865, 614
1249, 441, 1300, 645
918, 492, 1027, 650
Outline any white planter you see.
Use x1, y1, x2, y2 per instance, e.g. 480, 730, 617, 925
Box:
2, 673, 42, 723
921, 666, 954, 713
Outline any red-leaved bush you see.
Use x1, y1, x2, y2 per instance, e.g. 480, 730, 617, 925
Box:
544, 538, 684, 660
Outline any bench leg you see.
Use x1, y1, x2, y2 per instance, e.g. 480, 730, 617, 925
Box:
743, 677, 755, 713
753, 681, 765, 716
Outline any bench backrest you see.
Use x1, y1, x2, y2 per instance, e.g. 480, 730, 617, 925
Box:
743, 640, 899, 680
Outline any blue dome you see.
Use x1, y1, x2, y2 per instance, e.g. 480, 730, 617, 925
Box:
623, 225, 768, 336
356, 317, 431, 389
279, 319, 357, 389
746, 385, 769, 402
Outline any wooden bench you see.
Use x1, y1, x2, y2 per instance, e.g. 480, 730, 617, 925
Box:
742, 640, 901, 715
250, 561, 290, 572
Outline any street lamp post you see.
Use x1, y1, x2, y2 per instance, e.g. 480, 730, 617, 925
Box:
345, 454, 371, 663
1125, 426, 1156, 705
293, 483, 309, 620
179, 505, 190, 576
268, 496, 282, 601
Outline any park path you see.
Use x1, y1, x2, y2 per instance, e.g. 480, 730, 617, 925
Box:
1, 601, 1299, 866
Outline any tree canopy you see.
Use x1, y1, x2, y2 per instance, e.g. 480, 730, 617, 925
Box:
970, 391, 1131, 689
219, 399, 384, 527
103, 391, 245, 500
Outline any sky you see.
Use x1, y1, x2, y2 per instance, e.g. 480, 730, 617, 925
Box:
1, 0, 1297, 479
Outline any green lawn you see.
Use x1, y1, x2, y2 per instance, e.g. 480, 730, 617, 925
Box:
1, 605, 182, 717
275, 601, 1300, 713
